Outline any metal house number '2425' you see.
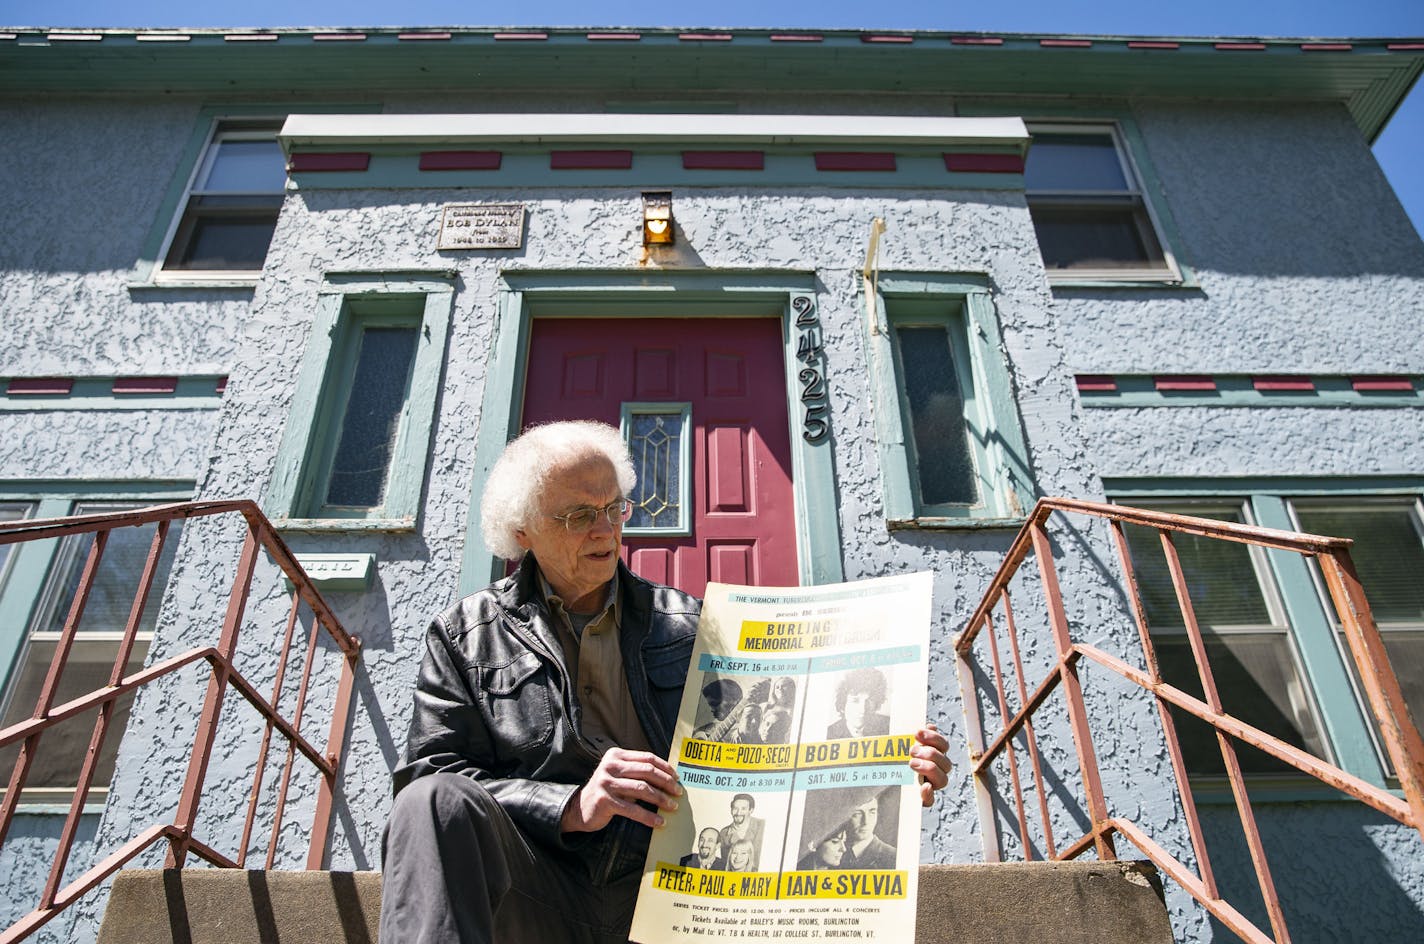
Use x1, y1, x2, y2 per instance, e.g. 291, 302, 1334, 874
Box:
791, 294, 829, 443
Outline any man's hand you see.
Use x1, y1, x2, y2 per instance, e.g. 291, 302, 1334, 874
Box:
562, 748, 683, 833
911, 723, 954, 807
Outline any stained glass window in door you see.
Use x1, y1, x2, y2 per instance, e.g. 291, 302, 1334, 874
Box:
621, 403, 691, 534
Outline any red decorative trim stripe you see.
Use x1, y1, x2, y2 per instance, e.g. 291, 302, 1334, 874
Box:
420, 151, 502, 171
494, 33, 548, 41
944, 153, 1025, 174
7, 378, 73, 396
314, 33, 366, 42
288, 152, 371, 173
679, 33, 732, 41
1351, 375, 1414, 392
682, 151, 765, 170
1040, 39, 1092, 48
1301, 43, 1353, 51
224, 34, 278, 42
1075, 375, 1117, 393
770, 34, 822, 42
113, 376, 179, 395
1128, 41, 1180, 50
587, 32, 641, 41
1215, 43, 1266, 51
1388, 43, 1424, 50
1154, 374, 1216, 391
814, 152, 896, 172
1252, 375, 1314, 391
216, 377, 229, 394
550, 150, 633, 170
952, 37, 1004, 46
862, 35, 913, 44
398, 32, 452, 41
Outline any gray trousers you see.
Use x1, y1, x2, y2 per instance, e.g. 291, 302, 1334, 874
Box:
379, 774, 641, 944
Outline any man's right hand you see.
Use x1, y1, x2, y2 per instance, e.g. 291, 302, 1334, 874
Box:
561, 748, 683, 833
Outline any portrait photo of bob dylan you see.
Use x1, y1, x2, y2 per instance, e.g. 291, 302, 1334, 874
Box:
797, 786, 900, 871
693, 673, 798, 745
826, 666, 892, 740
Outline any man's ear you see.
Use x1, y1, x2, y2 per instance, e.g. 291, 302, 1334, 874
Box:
515, 528, 532, 551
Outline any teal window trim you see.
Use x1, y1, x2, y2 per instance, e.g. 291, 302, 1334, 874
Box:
129, 103, 380, 289
0, 481, 193, 814
866, 273, 1032, 530
457, 269, 845, 595
265, 270, 456, 533
957, 101, 1197, 290
619, 401, 693, 537
1106, 476, 1424, 794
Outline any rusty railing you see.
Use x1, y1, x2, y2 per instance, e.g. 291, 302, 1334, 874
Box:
0, 500, 361, 944
955, 497, 1424, 944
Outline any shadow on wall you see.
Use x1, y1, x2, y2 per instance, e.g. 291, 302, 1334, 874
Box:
1199, 801, 1424, 943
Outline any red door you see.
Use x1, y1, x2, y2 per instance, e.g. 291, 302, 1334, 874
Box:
521, 317, 797, 597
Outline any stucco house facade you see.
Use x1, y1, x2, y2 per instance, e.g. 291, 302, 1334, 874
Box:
1, 25, 1422, 943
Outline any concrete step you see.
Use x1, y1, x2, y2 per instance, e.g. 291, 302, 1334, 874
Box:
97, 861, 1173, 943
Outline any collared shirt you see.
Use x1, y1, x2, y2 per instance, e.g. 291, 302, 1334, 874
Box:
542, 572, 652, 755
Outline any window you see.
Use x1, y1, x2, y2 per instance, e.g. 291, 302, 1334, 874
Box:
1291, 498, 1424, 761
1108, 482, 1424, 789
620, 403, 692, 535
158, 120, 286, 276
892, 314, 981, 510
1025, 122, 1178, 282
866, 275, 1033, 527
0, 502, 184, 805
1118, 500, 1329, 777
266, 273, 455, 530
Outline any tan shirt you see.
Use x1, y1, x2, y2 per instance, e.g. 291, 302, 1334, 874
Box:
542, 573, 652, 755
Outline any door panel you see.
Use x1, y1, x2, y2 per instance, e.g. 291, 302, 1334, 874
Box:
522, 317, 797, 597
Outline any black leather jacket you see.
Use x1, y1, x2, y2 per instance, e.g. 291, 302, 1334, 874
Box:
393, 554, 701, 884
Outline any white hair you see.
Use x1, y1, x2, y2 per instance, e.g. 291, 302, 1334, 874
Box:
480, 420, 637, 560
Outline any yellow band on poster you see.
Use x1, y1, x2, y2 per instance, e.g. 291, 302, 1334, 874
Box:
797, 735, 914, 769
737, 619, 835, 652
679, 738, 797, 770
652, 863, 780, 899
781, 870, 907, 899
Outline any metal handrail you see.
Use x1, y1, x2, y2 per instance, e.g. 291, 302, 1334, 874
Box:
955, 497, 1424, 944
0, 501, 361, 944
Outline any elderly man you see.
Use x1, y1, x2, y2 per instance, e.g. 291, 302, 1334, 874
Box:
380, 420, 952, 943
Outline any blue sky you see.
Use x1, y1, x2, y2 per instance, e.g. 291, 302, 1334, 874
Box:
5, 0, 1421, 236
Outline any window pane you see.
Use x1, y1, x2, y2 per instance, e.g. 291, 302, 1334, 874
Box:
40, 506, 185, 635
1030, 206, 1161, 270
325, 326, 420, 508
0, 641, 146, 796
1025, 133, 1128, 191
627, 411, 686, 530
896, 326, 978, 506
1381, 633, 1424, 734
0, 503, 32, 588
164, 197, 281, 271
200, 138, 287, 192
1156, 634, 1329, 775
1294, 505, 1424, 624
1121, 508, 1273, 628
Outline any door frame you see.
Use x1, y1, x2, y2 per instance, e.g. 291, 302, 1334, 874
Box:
457, 269, 844, 595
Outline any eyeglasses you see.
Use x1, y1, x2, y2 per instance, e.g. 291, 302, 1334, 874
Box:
551, 498, 634, 533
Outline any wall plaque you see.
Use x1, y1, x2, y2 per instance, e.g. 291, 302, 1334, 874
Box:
438, 203, 525, 250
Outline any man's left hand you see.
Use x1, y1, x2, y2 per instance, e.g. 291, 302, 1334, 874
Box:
910, 723, 954, 807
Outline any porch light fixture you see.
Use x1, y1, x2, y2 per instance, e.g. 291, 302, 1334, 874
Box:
642, 191, 674, 245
